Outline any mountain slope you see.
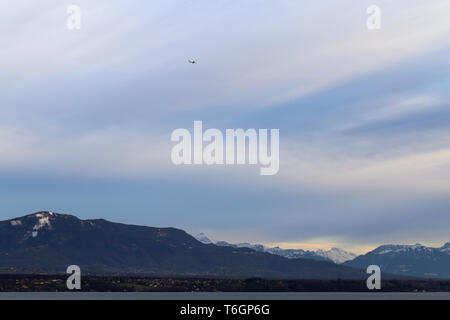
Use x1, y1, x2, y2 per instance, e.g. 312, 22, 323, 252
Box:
344, 243, 450, 279
0, 212, 366, 279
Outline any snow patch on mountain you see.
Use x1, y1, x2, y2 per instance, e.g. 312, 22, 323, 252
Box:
10, 220, 22, 226
374, 243, 436, 255
20, 211, 56, 239
440, 242, 450, 254
33, 215, 51, 231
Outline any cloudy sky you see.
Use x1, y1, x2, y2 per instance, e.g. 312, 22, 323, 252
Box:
1, 0, 450, 253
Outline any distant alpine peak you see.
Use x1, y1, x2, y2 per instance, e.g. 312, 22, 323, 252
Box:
345, 242, 450, 278
373, 243, 445, 255
193, 233, 356, 263
195, 233, 213, 244
315, 248, 358, 264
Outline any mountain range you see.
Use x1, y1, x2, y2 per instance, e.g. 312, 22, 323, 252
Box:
194, 233, 357, 263
195, 234, 450, 279
0, 212, 366, 279
344, 243, 450, 279
1, 211, 448, 279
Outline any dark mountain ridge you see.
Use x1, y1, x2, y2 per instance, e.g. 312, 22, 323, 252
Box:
0, 211, 366, 279
344, 243, 450, 279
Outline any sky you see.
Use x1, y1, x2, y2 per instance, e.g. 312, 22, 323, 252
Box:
1, 0, 450, 254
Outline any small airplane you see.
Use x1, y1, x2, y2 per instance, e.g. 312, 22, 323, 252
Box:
188, 59, 196, 64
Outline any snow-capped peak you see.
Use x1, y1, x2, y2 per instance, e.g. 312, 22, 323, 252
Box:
192, 232, 357, 263
315, 248, 358, 264
195, 233, 213, 244
373, 243, 438, 255
440, 242, 450, 254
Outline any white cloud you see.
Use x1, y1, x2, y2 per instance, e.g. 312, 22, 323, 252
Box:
279, 136, 450, 195
338, 95, 445, 131
0, 125, 171, 178
2, 0, 450, 115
